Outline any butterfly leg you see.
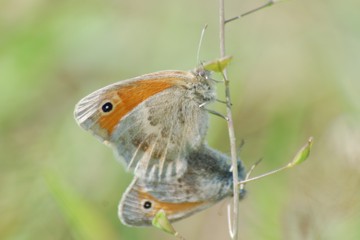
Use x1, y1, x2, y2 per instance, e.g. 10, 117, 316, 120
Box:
216, 98, 232, 106
199, 102, 228, 121
205, 108, 229, 121
211, 78, 224, 83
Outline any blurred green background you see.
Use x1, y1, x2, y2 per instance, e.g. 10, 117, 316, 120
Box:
1, 0, 360, 239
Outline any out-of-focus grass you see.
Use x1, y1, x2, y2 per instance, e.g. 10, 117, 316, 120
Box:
44, 170, 119, 240
1, 0, 360, 239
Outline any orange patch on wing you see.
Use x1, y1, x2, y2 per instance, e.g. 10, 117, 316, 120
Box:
138, 188, 205, 216
98, 79, 177, 134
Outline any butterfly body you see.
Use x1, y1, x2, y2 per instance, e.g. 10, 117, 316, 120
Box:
74, 68, 216, 180
119, 144, 246, 226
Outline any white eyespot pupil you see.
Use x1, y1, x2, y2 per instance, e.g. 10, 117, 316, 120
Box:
102, 102, 113, 112
143, 201, 152, 209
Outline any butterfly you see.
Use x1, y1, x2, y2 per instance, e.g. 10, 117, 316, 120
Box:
118, 144, 246, 226
74, 66, 217, 181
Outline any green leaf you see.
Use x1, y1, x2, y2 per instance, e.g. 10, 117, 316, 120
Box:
289, 137, 313, 167
152, 210, 177, 235
203, 56, 233, 72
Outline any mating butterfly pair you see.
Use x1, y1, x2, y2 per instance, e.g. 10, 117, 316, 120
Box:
74, 63, 245, 226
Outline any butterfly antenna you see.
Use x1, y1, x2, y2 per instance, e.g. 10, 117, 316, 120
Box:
196, 24, 208, 65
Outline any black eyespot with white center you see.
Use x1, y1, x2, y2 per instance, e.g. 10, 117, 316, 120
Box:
143, 200, 152, 209
101, 102, 113, 113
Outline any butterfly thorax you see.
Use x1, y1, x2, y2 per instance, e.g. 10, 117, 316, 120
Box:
185, 68, 216, 104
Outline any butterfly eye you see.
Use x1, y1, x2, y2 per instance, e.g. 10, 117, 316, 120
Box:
142, 200, 152, 210
101, 102, 113, 113
196, 68, 209, 79
198, 69, 206, 77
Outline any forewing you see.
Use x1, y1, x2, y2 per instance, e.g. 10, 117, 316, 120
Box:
74, 71, 182, 141
74, 71, 209, 180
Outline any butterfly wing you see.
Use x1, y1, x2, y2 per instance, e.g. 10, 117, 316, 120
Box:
118, 177, 215, 227
74, 70, 213, 180
118, 145, 244, 227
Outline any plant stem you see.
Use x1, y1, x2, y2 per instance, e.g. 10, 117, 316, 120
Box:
225, 0, 276, 24
219, 0, 239, 239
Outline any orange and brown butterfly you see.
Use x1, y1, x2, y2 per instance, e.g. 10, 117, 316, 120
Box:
118, 144, 246, 226
74, 64, 220, 181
